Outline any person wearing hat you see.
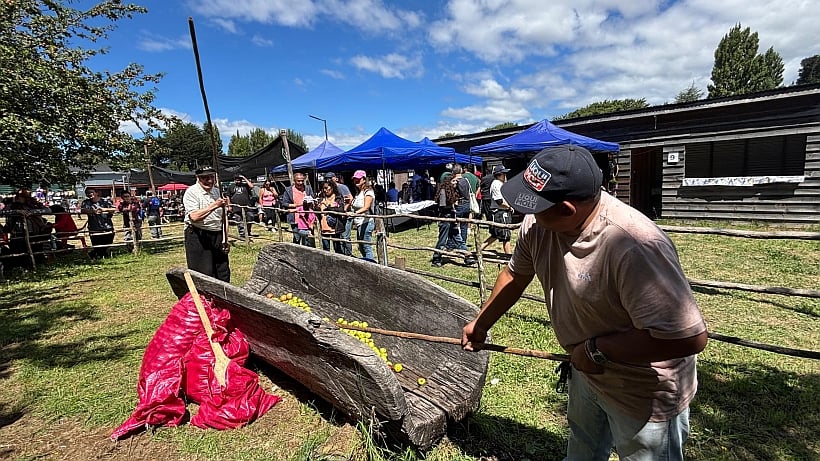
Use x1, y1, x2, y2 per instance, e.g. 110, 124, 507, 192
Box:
461, 145, 707, 460
182, 166, 231, 282
350, 170, 376, 260
479, 165, 512, 255
226, 173, 257, 239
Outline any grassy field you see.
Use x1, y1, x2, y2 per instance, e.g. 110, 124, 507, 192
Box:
0, 220, 818, 461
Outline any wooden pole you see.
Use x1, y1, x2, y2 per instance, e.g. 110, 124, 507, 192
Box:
21, 212, 37, 269
338, 323, 569, 362
280, 129, 295, 186
188, 17, 229, 255
472, 222, 487, 303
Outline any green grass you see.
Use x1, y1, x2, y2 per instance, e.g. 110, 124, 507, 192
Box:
0, 222, 818, 460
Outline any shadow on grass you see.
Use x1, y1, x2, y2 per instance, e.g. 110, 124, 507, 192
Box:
447, 412, 567, 461
691, 359, 820, 460
252, 358, 568, 460
0, 262, 143, 430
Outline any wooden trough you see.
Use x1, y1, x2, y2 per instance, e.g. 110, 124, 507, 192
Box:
166, 243, 490, 449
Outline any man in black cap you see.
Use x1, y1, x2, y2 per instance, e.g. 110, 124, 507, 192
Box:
226, 174, 257, 239
479, 164, 512, 255
182, 166, 230, 282
461, 145, 707, 460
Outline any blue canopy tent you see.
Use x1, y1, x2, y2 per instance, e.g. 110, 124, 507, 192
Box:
271, 140, 344, 173
469, 119, 619, 155
418, 137, 477, 166
326, 127, 475, 170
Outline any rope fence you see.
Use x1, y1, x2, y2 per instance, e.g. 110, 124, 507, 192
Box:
2, 204, 818, 360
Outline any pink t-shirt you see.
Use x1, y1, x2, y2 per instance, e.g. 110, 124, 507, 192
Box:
508, 192, 706, 422
295, 206, 316, 231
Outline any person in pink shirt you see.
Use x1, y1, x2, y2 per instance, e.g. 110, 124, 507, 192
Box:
257, 180, 279, 231
294, 196, 316, 247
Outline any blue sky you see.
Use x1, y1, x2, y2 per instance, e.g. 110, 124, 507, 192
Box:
99, 0, 819, 151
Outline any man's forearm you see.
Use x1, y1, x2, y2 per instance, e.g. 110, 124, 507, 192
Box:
596, 328, 708, 364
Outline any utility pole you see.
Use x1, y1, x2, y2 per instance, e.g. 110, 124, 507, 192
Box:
309, 115, 328, 141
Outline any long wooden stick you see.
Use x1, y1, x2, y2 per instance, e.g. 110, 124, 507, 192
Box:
184, 271, 231, 386
188, 17, 229, 253
339, 323, 569, 362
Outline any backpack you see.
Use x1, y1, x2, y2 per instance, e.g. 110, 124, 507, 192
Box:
149, 196, 161, 210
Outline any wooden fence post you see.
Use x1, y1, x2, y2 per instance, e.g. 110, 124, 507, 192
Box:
472, 222, 486, 303
21, 212, 37, 270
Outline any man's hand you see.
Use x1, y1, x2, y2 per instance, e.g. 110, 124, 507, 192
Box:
461, 320, 488, 352
570, 342, 605, 375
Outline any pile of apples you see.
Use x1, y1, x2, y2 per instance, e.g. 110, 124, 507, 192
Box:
265, 292, 425, 385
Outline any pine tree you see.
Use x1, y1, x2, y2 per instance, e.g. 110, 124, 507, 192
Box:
675, 82, 704, 103
707, 24, 784, 98
796, 55, 820, 85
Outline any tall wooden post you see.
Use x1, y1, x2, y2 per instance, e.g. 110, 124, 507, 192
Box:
280, 129, 294, 186
472, 223, 487, 303
144, 138, 157, 194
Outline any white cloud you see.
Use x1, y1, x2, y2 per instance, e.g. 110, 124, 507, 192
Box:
432, 0, 820, 122
320, 69, 345, 79
251, 35, 274, 47
188, 0, 319, 27
136, 33, 192, 52
211, 18, 239, 34
321, 0, 423, 33
351, 53, 424, 79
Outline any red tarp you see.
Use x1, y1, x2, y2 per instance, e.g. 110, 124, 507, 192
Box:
111, 293, 280, 440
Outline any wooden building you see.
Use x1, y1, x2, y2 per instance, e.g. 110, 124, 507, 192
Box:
436, 84, 820, 227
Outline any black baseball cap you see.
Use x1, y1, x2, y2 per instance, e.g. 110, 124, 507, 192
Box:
501, 145, 602, 214
492, 165, 510, 175
195, 166, 216, 176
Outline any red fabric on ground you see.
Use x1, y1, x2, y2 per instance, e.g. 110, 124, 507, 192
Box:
111, 292, 280, 440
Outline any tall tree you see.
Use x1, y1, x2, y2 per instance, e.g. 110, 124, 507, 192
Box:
248, 128, 274, 153
227, 130, 251, 157
0, 0, 166, 188
202, 122, 223, 156
796, 55, 820, 85
285, 128, 308, 152
707, 24, 784, 98
675, 82, 704, 103
553, 98, 649, 120
160, 122, 211, 171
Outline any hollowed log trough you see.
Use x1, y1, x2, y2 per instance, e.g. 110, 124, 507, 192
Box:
166, 242, 489, 449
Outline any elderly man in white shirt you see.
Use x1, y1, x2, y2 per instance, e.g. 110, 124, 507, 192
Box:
183, 166, 231, 282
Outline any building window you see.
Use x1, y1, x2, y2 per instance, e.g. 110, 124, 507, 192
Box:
684, 134, 806, 178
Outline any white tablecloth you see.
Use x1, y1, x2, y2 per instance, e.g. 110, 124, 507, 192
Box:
385, 200, 436, 214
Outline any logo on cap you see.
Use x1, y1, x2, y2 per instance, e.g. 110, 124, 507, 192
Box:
523, 159, 551, 192
513, 193, 539, 210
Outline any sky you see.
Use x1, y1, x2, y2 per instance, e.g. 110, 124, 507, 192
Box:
96, 0, 820, 152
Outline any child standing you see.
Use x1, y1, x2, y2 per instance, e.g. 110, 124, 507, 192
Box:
295, 196, 316, 247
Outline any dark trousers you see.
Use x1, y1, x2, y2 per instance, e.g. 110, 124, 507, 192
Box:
481, 199, 493, 221
88, 230, 114, 259
185, 226, 230, 283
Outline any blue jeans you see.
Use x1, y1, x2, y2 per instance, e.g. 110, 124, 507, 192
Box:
432, 220, 465, 262
322, 232, 343, 253
296, 229, 314, 247
455, 202, 471, 246
565, 369, 690, 461
356, 219, 374, 260
341, 218, 353, 256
